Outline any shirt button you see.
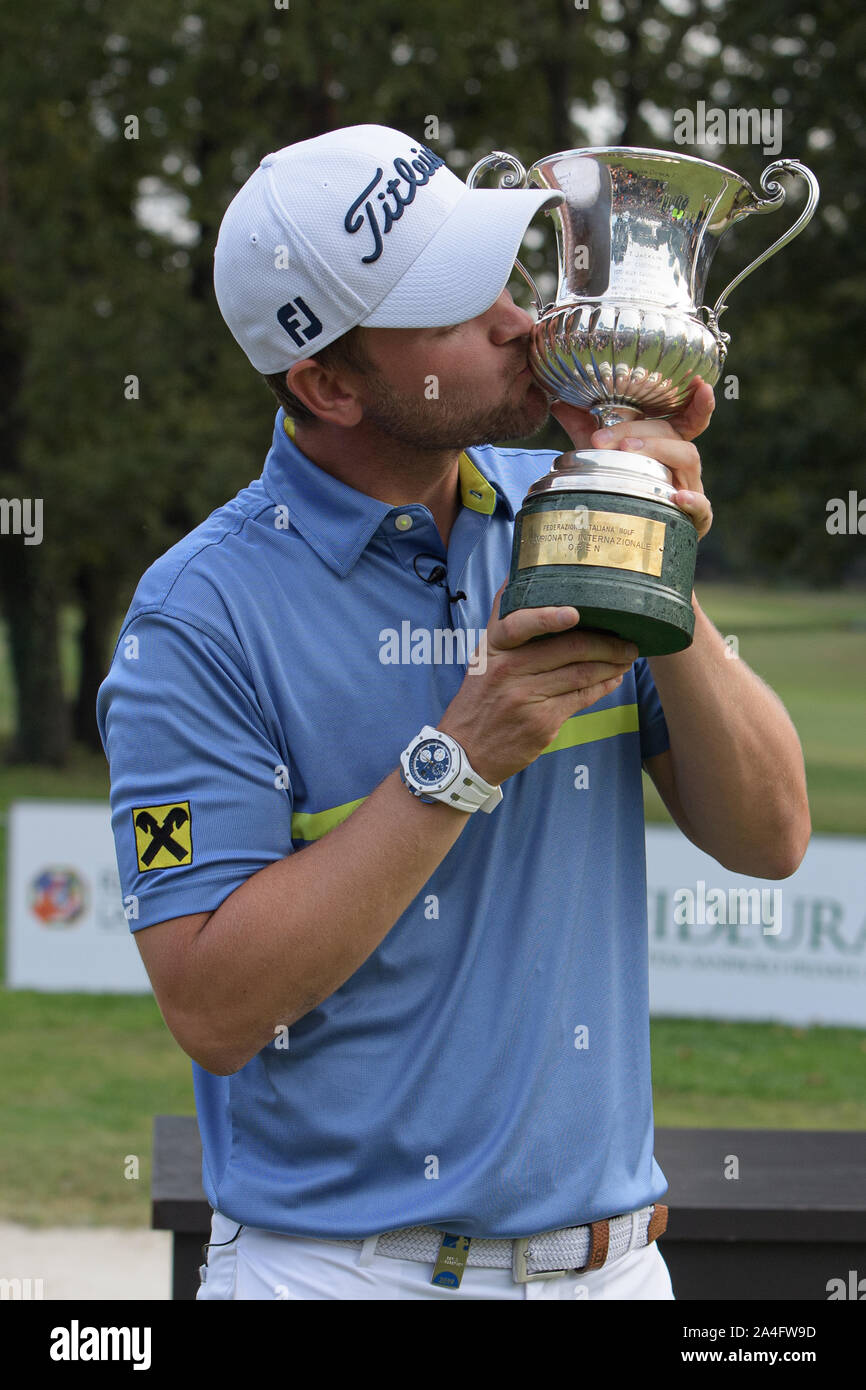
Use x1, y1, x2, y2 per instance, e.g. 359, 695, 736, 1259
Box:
394, 514, 413, 531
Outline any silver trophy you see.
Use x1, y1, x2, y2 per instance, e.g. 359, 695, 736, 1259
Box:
467, 146, 819, 653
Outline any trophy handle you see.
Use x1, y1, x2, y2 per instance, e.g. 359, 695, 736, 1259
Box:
466, 151, 545, 313
709, 159, 820, 328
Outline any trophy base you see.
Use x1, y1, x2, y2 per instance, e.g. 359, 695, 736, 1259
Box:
500, 451, 698, 658
500, 569, 695, 656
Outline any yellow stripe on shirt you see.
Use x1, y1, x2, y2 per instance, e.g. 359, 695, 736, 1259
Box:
291, 704, 640, 842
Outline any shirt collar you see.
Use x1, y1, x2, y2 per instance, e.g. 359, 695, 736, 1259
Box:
260, 411, 512, 576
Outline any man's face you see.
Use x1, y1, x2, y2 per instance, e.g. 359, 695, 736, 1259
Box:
349, 288, 551, 450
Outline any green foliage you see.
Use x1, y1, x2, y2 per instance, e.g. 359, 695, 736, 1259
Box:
2, 1, 861, 571
0, 0, 864, 758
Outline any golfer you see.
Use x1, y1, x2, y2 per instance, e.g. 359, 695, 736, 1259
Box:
96, 124, 810, 1300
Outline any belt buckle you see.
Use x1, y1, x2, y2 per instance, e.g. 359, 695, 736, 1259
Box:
512, 1238, 569, 1284
513, 1217, 612, 1284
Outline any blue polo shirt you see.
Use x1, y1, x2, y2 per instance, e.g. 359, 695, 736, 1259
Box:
96, 409, 671, 1239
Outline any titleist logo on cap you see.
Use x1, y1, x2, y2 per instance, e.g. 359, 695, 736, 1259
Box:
343, 145, 446, 264
214, 124, 560, 373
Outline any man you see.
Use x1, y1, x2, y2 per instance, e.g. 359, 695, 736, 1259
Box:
96, 124, 810, 1301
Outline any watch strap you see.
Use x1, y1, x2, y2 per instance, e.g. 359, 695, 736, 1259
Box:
441, 768, 503, 815
403, 726, 502, 815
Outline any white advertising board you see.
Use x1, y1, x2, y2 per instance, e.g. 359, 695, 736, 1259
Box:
646, 826, 866, 1027
5, 802, 866, 1022
6, 801, 149, 992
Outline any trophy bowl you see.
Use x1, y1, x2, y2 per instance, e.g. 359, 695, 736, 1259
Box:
468, 147, 819, 655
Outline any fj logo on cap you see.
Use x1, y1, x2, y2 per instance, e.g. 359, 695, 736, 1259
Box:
276, 296, 323, 347
344, 145, 446, 264
133, 802, 193, 872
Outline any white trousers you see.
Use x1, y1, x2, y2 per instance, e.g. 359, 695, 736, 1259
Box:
196, 1208, 675, 1301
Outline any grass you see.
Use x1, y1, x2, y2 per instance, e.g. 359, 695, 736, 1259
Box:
649, 1018, 866, 1130
642, 584, 866, 836
0, 584, 863, 1225
0, 993, 193, 1227
0, 1001, 863, 1227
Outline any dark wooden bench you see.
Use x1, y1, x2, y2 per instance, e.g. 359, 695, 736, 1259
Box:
152, 1115, 866, 1300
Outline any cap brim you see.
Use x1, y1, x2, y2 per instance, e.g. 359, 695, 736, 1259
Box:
360, 187, 562, 328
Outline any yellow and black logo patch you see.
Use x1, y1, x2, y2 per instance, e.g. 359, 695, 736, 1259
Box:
132, 802, 193, 873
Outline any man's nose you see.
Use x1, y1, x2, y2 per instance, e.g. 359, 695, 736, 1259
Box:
487, 287, 535, 343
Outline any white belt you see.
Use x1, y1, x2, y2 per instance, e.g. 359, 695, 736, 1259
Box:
324, 1204, 667, 1283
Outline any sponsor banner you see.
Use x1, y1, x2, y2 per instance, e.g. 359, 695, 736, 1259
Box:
6, 801, 149, 992
647, 826, 866, 1027
6, 802, 865, 1022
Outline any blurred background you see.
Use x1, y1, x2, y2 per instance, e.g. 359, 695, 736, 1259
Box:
0, 0, 864, 1265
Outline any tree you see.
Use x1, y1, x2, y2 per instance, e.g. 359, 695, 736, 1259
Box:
1, 0, 863, 761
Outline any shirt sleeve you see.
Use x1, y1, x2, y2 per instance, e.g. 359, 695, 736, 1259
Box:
96, 610, 294, 932
634, 656, 670, 761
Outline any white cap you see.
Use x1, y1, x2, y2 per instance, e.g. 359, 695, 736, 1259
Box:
213, 124, 562, 373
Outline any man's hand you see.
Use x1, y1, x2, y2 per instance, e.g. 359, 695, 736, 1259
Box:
438, 588, 637, 787
549, 377, 716, 541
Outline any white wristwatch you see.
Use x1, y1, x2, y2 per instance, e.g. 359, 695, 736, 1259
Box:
400, 726, 503, 814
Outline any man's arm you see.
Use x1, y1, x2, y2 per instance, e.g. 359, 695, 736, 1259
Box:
135, 769, 472, 1076
551, 379, 810, 881
642, 595, 810, 877
133, 601, 636, 1077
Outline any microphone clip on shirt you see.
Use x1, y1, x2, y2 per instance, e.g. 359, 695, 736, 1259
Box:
412, 552, 467, 605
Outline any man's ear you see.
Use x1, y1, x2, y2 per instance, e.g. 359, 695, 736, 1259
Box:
285, 358, 364, 427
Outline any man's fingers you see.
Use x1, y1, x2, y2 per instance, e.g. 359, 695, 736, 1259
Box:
549, 400, 599, 452
611, 435, 704, 494
545, 673, 627, 721
490, 599, 581, 650
668, 378, 715, 441
589, 380, 716, 450
521, 631, 638, 673
672, 489, 713, 540
534, 661, 632, 699
549, 382, 714, 450
585, 431, 713, 539
493, 612, 639, 671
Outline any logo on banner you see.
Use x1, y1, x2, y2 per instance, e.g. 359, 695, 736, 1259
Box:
29, 868, 87, 926
29, 861, 87, 928
132, 802, 193, 872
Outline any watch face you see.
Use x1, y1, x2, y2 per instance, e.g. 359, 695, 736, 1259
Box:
408, 738, 454, 790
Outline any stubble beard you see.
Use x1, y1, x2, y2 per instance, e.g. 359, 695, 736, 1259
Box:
355, 370, 551, 453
